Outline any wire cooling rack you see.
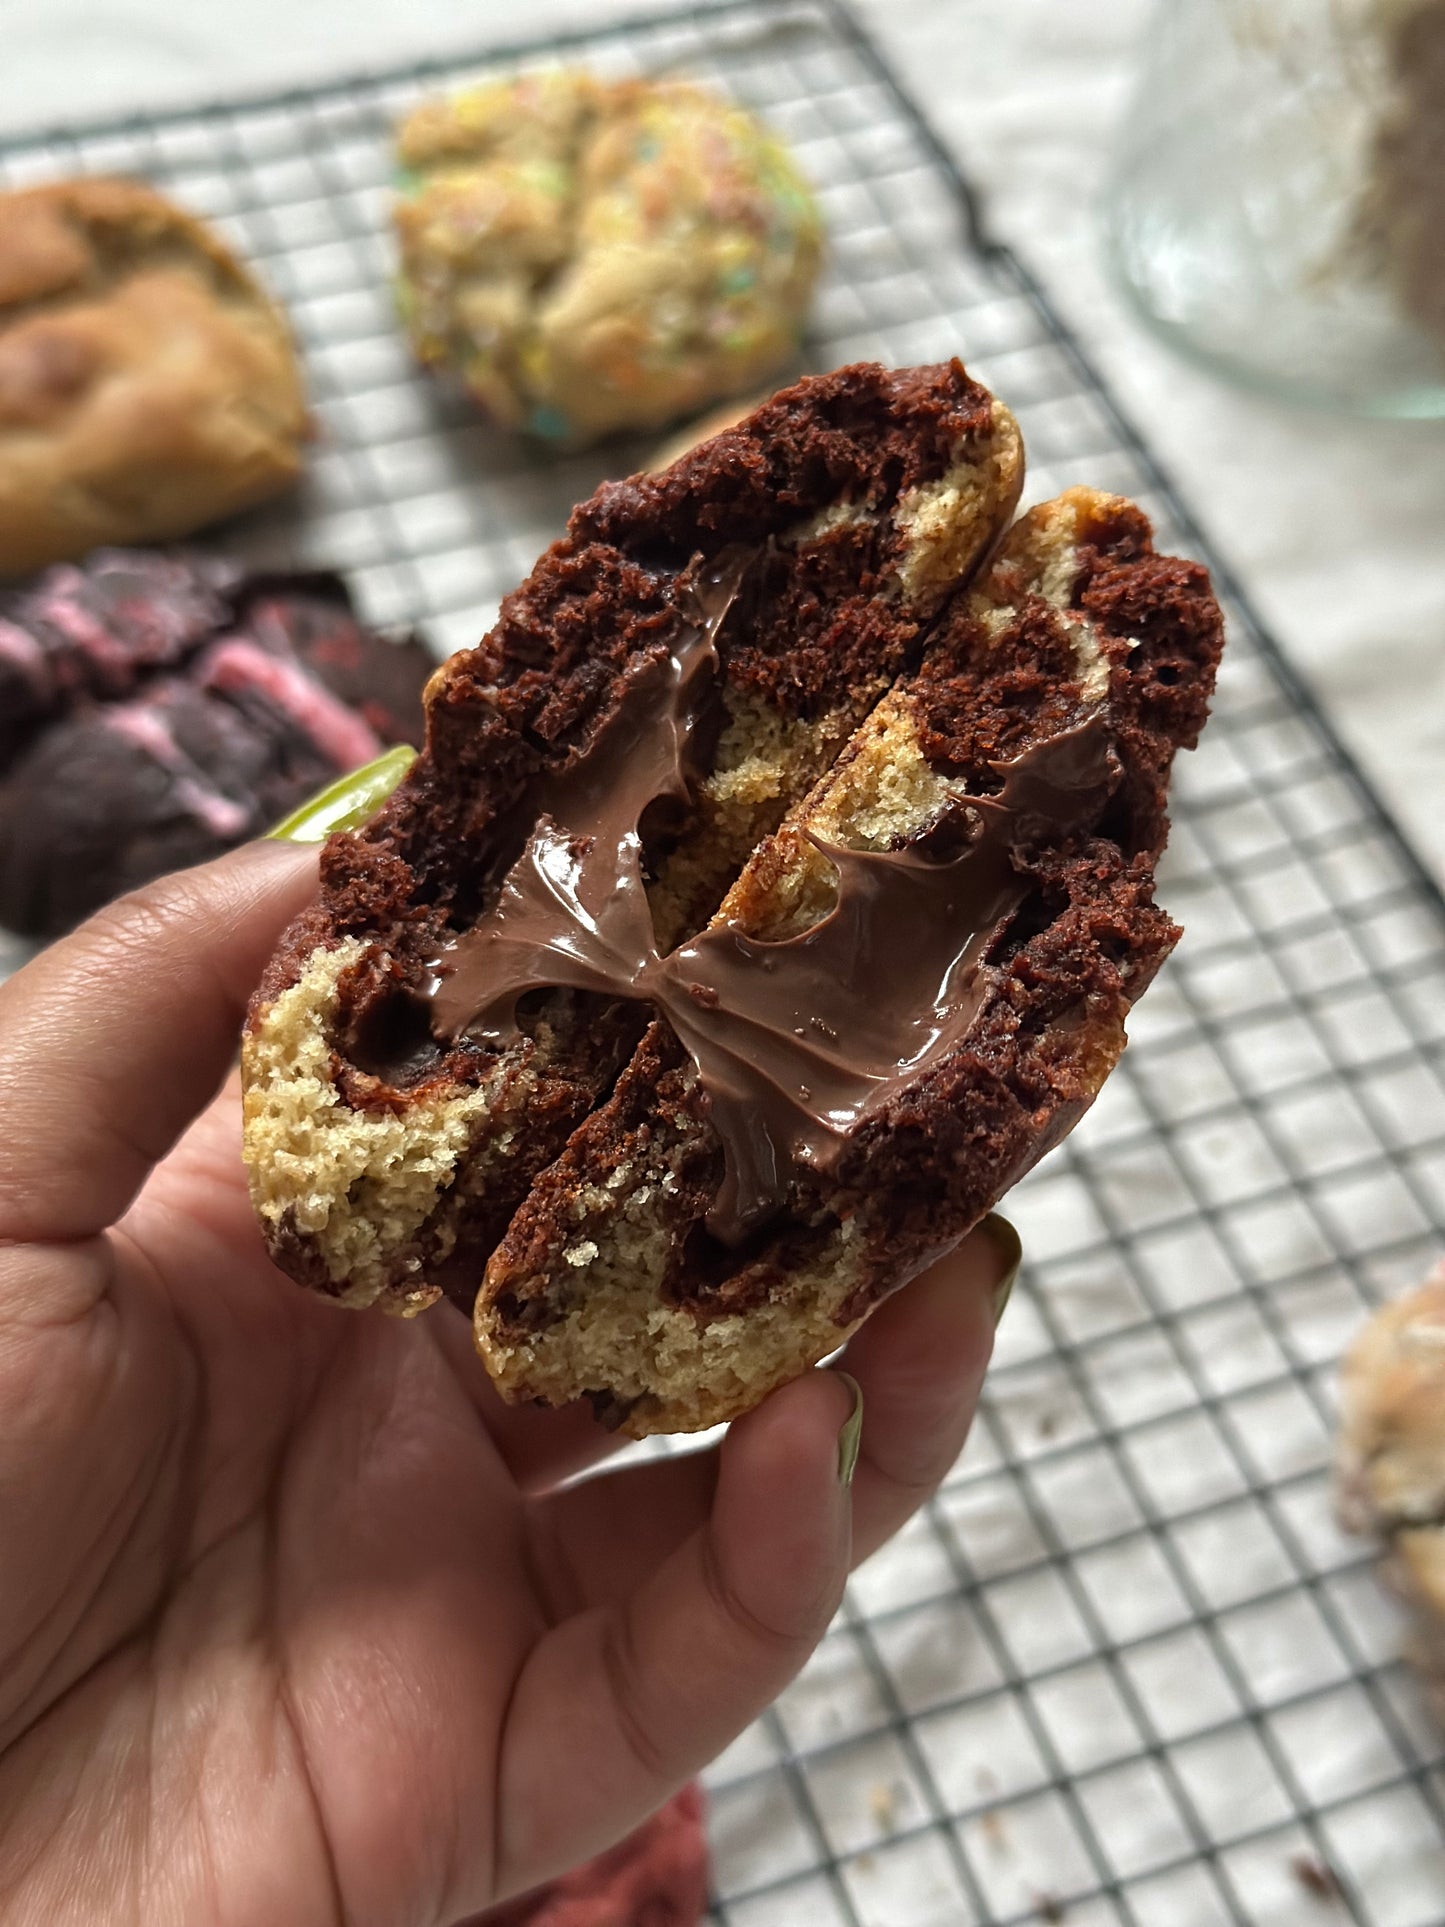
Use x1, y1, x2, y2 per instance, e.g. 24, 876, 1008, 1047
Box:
4, 3, 1445, 1921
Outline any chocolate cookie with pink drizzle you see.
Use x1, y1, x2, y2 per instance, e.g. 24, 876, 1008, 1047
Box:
0, 549, 431, 936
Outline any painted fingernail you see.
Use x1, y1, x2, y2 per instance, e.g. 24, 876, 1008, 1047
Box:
981, 1212, 1023, 1325
835, 1372, 864, 1487
266, 745, 417, 844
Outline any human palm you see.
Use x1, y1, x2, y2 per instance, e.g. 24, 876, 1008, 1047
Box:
0, 842, 1003, 1926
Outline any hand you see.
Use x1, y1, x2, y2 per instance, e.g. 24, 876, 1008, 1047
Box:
0, 839, 1013, 1926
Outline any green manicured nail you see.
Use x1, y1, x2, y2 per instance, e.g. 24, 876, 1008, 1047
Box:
835, 1372, 864, 1488
266, 745, 417, 844
982, 1212, 1023, 1325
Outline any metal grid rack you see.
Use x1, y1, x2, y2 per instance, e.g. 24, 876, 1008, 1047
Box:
4, 3, 1445, 1920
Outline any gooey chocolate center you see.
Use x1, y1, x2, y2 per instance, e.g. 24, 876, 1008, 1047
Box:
427, 554, 1114, 1242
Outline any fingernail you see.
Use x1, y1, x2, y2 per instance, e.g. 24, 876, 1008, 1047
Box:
981, 1212, 1022, 1325
835, 1372, 864, 1487
266, 745, 417, 844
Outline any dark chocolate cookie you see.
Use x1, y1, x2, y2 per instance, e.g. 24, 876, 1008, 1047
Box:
0, 550, 432, 936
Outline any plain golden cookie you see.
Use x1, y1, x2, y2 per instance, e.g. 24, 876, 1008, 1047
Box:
0, 178, 306, 576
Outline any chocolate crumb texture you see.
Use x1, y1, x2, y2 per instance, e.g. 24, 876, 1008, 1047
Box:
1290, 1853, 1344, 1903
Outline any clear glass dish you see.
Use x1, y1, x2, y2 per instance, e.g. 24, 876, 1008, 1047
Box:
1102, 0, 1445, 418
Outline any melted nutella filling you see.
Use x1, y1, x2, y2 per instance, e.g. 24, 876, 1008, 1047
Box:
428, 566, 1115, 1242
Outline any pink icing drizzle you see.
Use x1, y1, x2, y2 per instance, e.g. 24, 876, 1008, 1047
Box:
103, 703, 254, 841
0, 619, 45, 673
197, 639, 382, 770
31, 578, 136, 684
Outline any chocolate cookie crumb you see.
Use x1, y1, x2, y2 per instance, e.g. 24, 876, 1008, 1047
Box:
1290, 1852, 1343, 1903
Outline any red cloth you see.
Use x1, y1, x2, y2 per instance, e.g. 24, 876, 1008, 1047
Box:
462, 1783, 710, 1927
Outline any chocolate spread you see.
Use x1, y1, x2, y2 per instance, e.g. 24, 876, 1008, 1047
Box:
428, 566, 1115, 1241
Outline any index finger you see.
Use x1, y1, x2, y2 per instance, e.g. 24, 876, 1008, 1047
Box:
0, 840, 317, 1245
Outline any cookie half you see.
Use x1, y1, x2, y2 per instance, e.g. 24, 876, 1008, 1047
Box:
475, 488, 1223, 1432
243, 362, 1023, 1314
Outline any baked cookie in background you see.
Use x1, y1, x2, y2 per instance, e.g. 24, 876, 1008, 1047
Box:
0, 550, 432, 938
392, 71, 822, 447
1337, 1264, 1445, 1719
0, 179, 307, 575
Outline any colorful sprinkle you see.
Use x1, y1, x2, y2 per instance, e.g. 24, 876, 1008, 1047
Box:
525, 159, 572, 197
528, 402, 572, 441
393, 72, 821, 447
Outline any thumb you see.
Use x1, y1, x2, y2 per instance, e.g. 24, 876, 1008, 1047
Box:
0, 838, 317, 1245
490, 1368, 857, 1901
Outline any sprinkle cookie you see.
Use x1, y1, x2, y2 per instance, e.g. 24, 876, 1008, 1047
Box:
393, 72, 822, 447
